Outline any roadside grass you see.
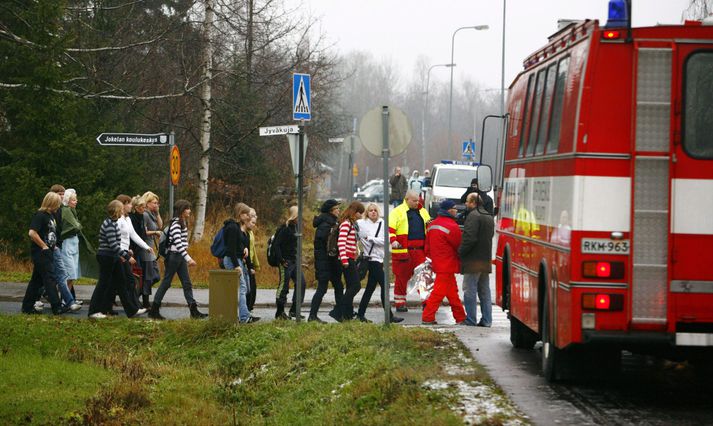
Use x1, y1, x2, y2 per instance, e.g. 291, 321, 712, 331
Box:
0, 315, 526, 425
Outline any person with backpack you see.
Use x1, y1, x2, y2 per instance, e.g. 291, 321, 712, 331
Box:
308, 199, 344, 323
149, 199, 206, 320
356, 203, 404, 323
222, 203, 259, 323
329, 201, 365, 322
273, 205, 306, 320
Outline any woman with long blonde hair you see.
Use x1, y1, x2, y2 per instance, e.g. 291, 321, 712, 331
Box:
223, 202, 259, 323
21, 192, 65, 315
356, 203, 403, 323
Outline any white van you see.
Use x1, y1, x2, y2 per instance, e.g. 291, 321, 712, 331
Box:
422, 161, 492, 219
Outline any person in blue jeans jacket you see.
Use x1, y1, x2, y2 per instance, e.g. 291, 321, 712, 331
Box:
458, 193, 495, 327
222, 202, 259, 323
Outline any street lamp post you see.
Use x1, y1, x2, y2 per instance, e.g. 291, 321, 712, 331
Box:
447, 24, 488, 160
422, 63, 454, 173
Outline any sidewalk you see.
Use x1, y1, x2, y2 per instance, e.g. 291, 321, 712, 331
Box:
0, 281, 427, 309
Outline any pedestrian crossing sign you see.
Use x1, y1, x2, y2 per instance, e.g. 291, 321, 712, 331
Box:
462, 140, 475, 160
292, 73, 311, 121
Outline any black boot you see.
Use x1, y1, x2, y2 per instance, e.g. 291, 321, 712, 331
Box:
142, 294, 150, 310
148, 303, 165, 320
189, 303, 207, 319
275, 303, 289, 320
389, 310, 404, 323
308, 315, 326, 323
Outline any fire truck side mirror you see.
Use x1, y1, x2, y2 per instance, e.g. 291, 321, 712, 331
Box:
477, 165, 493, 192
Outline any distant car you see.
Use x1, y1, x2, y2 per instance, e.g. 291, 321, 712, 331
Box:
354, 184, 384, 202
354, 179, 383, 196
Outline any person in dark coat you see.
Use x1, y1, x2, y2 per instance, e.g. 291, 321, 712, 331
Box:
308, 199, 344, 322
460, 178, 494, 215
458, 193, 495, 326
274, 206, 307, 320
389, 167, 408, 207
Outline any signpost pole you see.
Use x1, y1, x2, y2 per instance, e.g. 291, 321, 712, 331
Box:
169, 131, 175, 213
347, 136, 354, 202
294, 122, 305, 323
381, 106, 391, 326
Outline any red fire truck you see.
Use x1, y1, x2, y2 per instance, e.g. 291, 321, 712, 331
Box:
493, 2, 713, 381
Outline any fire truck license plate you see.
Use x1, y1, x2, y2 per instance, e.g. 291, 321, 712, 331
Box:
581, 238, 630, 255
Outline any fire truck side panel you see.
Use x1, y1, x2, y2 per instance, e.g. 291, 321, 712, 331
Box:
669, 42, 713, 328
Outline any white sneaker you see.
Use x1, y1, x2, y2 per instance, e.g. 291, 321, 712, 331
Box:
89, 312, 107, 319
69, 303, 82, 312
75, 300, 84, 305
34, 301, 44, 312
134, 308, 148, 316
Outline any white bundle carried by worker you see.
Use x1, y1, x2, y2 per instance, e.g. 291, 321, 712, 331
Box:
407, 258, 435, 302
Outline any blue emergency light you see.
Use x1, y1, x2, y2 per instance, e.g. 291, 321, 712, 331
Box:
605, 0, 630, 28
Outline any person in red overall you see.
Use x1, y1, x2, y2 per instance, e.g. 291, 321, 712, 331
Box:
422, 200, 467, 325
388, 190, 431, 312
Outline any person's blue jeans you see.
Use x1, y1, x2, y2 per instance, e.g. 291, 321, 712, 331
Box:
52, 247, 75, 306
463, 272, 492, 326
224, 257, 250, 322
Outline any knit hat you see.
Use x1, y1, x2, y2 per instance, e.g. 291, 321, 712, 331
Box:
470, 178, 478, 185
320, 199, 341, 213
440, 199, 456, 211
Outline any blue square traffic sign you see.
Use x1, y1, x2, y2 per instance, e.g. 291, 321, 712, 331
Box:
462, 140, 475, 160
293, 73, 311, 121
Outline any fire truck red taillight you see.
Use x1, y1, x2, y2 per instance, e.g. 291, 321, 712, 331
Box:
582, 261, 625, 279
582, 293, 624, 311
602, 30, 621, 40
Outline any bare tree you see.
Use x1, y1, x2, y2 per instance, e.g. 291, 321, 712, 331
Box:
684, 0, 713, 19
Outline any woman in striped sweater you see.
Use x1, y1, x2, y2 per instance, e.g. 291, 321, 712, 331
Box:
149, 199, 206, 320
329, 201, 365, 322
88, 200, 144, 319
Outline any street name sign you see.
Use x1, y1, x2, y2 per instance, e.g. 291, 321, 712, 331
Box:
292, 73, 311, 121
96, 133, 168, 146
259, 125, 300, 136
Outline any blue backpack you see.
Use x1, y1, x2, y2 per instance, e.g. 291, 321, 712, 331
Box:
210, 226, 227, 259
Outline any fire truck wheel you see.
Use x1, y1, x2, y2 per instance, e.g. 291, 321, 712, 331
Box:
541, 289, 567, 382
510, 315, 537, 349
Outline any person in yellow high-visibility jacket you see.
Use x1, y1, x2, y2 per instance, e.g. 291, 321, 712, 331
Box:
388, 190, 431, 311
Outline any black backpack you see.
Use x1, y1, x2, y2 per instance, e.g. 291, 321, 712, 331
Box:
157, 224, 171, 258
326, 222, 340, 257
266, 225, 285, 267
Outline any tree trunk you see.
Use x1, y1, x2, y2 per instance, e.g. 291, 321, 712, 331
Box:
193, 0, 214, 241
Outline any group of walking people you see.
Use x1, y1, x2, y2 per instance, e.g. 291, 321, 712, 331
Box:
267, 199, 404, 323
22, 186, 207, 321
22, 174, 495, 326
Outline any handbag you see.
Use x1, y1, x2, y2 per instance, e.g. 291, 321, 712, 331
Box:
356, 221, 381, 281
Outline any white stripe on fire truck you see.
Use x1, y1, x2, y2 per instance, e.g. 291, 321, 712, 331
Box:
671, 179, 713, 235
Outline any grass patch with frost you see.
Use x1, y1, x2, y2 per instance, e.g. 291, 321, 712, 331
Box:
0, 315, 527, 425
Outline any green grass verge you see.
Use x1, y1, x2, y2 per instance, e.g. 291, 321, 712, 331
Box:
0, 315, 525, 425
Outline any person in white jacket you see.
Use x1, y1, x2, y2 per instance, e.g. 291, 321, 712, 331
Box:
114, 194, 151, 316
356, 203, 403, 323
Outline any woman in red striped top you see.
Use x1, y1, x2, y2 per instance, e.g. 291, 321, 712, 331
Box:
329, 201, 365, 322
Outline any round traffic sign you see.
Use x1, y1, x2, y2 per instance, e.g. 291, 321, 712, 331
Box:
358, 106, 412, 157
170, 145, 181, 185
